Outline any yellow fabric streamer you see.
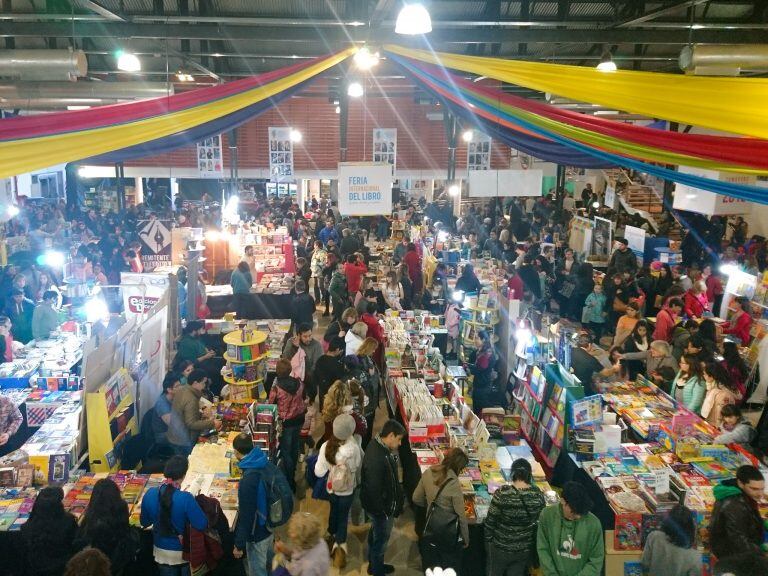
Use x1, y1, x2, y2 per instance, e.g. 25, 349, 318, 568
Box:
385, 45, 768, 140
0, 48, 355, 179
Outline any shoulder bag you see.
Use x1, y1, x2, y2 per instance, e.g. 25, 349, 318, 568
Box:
421, 478, 460, 549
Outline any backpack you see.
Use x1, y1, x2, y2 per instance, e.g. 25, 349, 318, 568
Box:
254, 461, 294, 530
328, 459, 354, 494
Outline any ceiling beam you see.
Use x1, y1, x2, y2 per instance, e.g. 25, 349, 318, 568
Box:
615, 0, 711, 28
75, 0, 126, 22
0, 21, 763, 44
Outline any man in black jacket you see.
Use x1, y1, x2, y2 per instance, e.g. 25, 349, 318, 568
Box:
361, 419, 407, 576
710, 465, 765, 561
290, 280, 315, 333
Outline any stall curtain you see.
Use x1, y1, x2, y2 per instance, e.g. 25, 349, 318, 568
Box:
0, 48, 355, 179
389, 53, 768, 202
384, 45, 768, 140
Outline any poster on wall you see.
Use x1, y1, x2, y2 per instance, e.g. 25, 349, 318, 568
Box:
196, 135, 223, 178
137, 219, 172, 271
268, 127, 294, 179
120, 272, 169, 320
624, 225, 646, 265
372, 128, 396, 166
468, 169, 543, 197
467, 133, 491, 171
591, 217, 613, 260
604, 185, 616, 209
338, 162, 393, 216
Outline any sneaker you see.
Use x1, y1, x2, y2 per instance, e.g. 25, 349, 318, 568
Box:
368, 564, 395, 574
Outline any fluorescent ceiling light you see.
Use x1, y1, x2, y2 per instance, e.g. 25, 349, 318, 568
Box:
395, 3, 432, 35
347, 82, 364, 98
116, 51, 141, 72
67, 105, 91, 110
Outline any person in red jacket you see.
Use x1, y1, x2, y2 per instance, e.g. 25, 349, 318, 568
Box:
683, 281, 709, 319
361, 302, 386, 369
722, 296, 753, 345
653, 298, 683, 342
403, 242, 423, 296
343, 254, 367, 296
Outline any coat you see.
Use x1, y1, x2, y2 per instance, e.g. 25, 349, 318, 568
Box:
606, 247, 638, 278
361, 437, 404, 518
167, 385, 214, 447
413, 468, 469, 545
268, 376, 306, 427
710, 479, 764, 559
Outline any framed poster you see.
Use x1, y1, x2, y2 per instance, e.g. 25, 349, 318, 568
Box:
468, 133, 491, 171
591, 216, 613, 260
268, 127, 294, 179
196, 135, 223, 178
373, 128, 397, 166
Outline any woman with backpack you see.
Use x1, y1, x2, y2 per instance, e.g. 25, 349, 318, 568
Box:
484, 458, 546, 576
140, 456, 208, 576
314, 414, 363, 569
268, 358, 307, 492
412, 447, 470, 573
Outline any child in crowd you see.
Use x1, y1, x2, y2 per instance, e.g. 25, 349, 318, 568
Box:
582, 284, 607, 341
274, 512, 331, 576
714, 404, 757, 450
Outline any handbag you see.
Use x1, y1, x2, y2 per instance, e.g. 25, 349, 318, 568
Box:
422, 478, 460, 549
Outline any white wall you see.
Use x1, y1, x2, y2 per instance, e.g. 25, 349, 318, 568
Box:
16, 163, 67, 198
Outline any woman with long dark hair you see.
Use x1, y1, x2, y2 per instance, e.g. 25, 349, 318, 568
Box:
413, 447, 470, 573
21, 486, 78, 576
650, 264, 673, 316
75, 479, 138, 576
622, 320, 650, 380
701, 361, 740, 426
673, 354, 706, 414
469, 329, 497, 414
721, 340, 750, 401
140, 456, 207, 576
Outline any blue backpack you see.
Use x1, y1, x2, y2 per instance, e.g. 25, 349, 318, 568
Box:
254, 461, 294, 530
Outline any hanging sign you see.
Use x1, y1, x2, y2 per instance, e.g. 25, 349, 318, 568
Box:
467, 132, 491, 171
372, 128, 397, 167
196, 135, 223, 178
673, 167, 752, 215
604, 185, 616, 209
468, 169, 543, 197
338, 162, 393, 216
268, 127, 294, 179
120, 272, 169, 320
137, 219, 172, 271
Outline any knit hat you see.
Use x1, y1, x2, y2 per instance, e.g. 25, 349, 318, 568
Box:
333, 414, 356, 441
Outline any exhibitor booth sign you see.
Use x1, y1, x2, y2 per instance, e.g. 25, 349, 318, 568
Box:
338, 162, 393, 216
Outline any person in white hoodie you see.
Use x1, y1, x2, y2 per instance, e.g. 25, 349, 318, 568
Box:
314, 413, 363, 569
344, 321, 368, 356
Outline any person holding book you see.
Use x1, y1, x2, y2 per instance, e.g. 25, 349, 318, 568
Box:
484, 458, 546, 576
641, 505, 701, 576
167, 369, 221, 455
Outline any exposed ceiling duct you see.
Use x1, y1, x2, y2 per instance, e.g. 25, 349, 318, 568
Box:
0, 81, 173, 110
0, 49, 88, 81
679, 44, 768, 76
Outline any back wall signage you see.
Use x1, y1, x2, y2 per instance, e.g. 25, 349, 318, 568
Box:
338, 162, 393, 216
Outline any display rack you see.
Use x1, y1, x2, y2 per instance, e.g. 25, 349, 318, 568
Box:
458, 292, 500, 364
222, 328, 268, 402
86, 369, 137, 473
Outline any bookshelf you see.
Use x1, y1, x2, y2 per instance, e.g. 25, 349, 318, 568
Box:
222, 328, 268, 402
458, 291, 500, 363
86, 369, 138, 473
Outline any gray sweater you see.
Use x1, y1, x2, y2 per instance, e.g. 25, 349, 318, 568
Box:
413, 468, 469, 545
641, 531, 701, 576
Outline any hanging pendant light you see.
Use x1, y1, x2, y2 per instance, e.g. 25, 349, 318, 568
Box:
597, 52, 617, 72
395, 3, 432, 35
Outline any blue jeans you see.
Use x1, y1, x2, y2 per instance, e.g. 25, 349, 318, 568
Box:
280, 424, 301, 491
328, 493, 355, 544
246, 535, 274, 576
367, 513, 395, 576
158, 564, 190, 576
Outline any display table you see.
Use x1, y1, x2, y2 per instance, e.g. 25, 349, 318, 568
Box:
207, 284, 295, 320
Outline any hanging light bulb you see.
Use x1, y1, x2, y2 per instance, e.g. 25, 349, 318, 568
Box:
395, 3, 432, 35
289, 129, 302, 143
335, 105, 341, 114
347, 82, 364, 98
462, 130, 474, 143
353, 47, 380, 70
116, 50, 141, 72
596, 52, 617, 72
448, 184, 460, 196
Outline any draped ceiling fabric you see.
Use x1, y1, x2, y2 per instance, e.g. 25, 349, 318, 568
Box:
0, 48, 355, 179
0, 44, 767, 201
388, 52, 768, 203
384, 45, 768, 141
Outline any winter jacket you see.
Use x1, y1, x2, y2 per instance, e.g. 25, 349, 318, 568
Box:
328, 270, 348, 304
167, 385, 214, 448
722, 311, 752, 344
283, 339, 323, 380
314, 436, 363, 496
312, 355, 346, 409
606, 247, 637, 279
537, 504, 604, 576
345, 331, 364, 356
343, 261, 367, 295
581, 293, 606, 324
230, 268, 252, 295
701, 386, 738, 426
361, 436, 404, 518
715, 419, 757, 448
182, 493, 227, 573
683, 290, 708, 319
413, 468, 469, 545
673, 374, 706, 414
652, 307, 678, 342
670, 326, 691, 361
344, 355, 379, 418
20, 511, 78, 576
641, 531, 701, 576
269, 376, 306, 427
285, 539, 331, 576
234, 448, 273, 549
710, 479, 765, 560
484, 484, 545, 554
31, 302, 59, 340
140, 483, 208, 553
291, 292, 316, 329
310, 249, 327, 278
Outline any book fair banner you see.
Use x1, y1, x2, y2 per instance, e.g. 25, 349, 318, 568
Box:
338, 162, 393, 216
